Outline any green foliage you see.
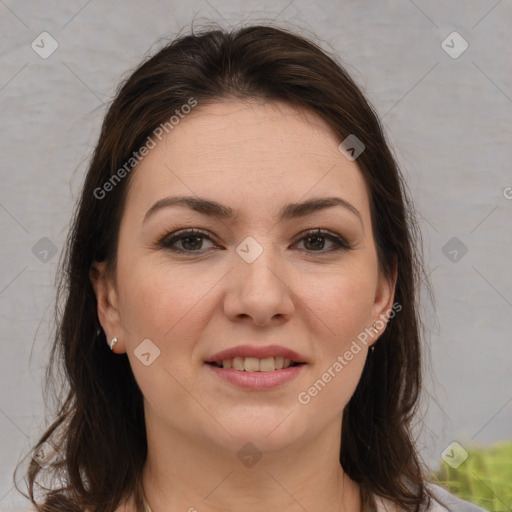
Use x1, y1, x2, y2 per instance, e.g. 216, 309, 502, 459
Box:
431, 441, 512, 511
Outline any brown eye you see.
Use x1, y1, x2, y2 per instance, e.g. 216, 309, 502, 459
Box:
157, 228, 352, 256
295, 229, 352, 253
158, 229, 217, 253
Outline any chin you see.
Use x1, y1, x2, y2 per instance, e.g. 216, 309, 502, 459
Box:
206, 411, 308, 454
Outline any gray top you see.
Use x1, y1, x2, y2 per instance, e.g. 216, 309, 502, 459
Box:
141, 482, 490, 512
375, 482, 490, 512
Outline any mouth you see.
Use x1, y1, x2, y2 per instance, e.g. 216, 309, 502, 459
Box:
207, 356, 305, 372
205, 357, 306, 390
204, 345, 307, 389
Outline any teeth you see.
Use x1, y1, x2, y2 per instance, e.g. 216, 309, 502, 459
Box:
232, 357, 244, 371
216, 356, 297, 372
259, 357, 275, 372
244, 357, 260, 372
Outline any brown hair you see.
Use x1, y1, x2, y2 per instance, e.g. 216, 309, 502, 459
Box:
15, 22, 434, 512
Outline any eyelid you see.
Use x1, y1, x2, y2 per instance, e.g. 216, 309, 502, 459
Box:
156, 228, 214, 247
156, 227, 354, 253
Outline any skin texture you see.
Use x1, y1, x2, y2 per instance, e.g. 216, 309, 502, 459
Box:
91, 99, 397, 512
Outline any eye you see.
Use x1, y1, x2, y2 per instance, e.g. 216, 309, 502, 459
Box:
158, 228, 217, 253
157, 228, 352, 255
293, 228, 352, 253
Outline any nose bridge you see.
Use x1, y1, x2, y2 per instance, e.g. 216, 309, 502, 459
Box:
235, 233, 283, 286
226, 232, 294, 322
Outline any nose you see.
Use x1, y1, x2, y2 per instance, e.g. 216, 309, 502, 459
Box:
223, 236, 295, 327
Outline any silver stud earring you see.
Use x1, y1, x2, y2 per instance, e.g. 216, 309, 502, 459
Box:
110, 337, 118, 351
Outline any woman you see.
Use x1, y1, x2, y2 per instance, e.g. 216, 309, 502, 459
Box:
15, 24, 488, 512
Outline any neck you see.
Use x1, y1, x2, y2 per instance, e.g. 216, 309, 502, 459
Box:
140, 414, 361, 512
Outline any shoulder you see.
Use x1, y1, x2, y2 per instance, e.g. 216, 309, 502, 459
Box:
425, 482, 490, 512
373, 482, 490, 512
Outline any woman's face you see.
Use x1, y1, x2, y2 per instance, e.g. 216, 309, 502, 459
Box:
93, 99, 395, 455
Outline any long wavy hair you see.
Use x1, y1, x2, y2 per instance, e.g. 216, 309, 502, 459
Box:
15, 22, 434, 512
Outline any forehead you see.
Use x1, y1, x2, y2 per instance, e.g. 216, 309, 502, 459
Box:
124, 99, 371, 223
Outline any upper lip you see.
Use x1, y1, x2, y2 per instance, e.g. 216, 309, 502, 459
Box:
205, 344, 307, 364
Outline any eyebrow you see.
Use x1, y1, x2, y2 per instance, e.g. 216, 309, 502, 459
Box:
143, 195, 363, 225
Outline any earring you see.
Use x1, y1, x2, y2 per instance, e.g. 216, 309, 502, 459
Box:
110, 337, 118, 351
371, 322, 379, 352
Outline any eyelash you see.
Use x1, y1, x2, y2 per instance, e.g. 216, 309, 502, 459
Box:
157, 228, 353, 255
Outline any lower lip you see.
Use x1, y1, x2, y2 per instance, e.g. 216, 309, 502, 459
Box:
205, 363, 305, 390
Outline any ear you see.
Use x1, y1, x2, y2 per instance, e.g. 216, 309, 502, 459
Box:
90, 261, 125, 353
370, 256, 398, 343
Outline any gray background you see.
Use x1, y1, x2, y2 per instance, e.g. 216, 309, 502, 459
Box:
1, 1, 511, 510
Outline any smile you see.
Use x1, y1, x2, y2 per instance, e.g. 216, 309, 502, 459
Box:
207, 356, 303, 372
206, 360, 306, 390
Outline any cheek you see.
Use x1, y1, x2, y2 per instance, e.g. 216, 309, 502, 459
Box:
115, 259, 215, 422
302, 264, 377, 346
295, 272, 374, 420
117, 257, 219, 346
298, 347, 367, 418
